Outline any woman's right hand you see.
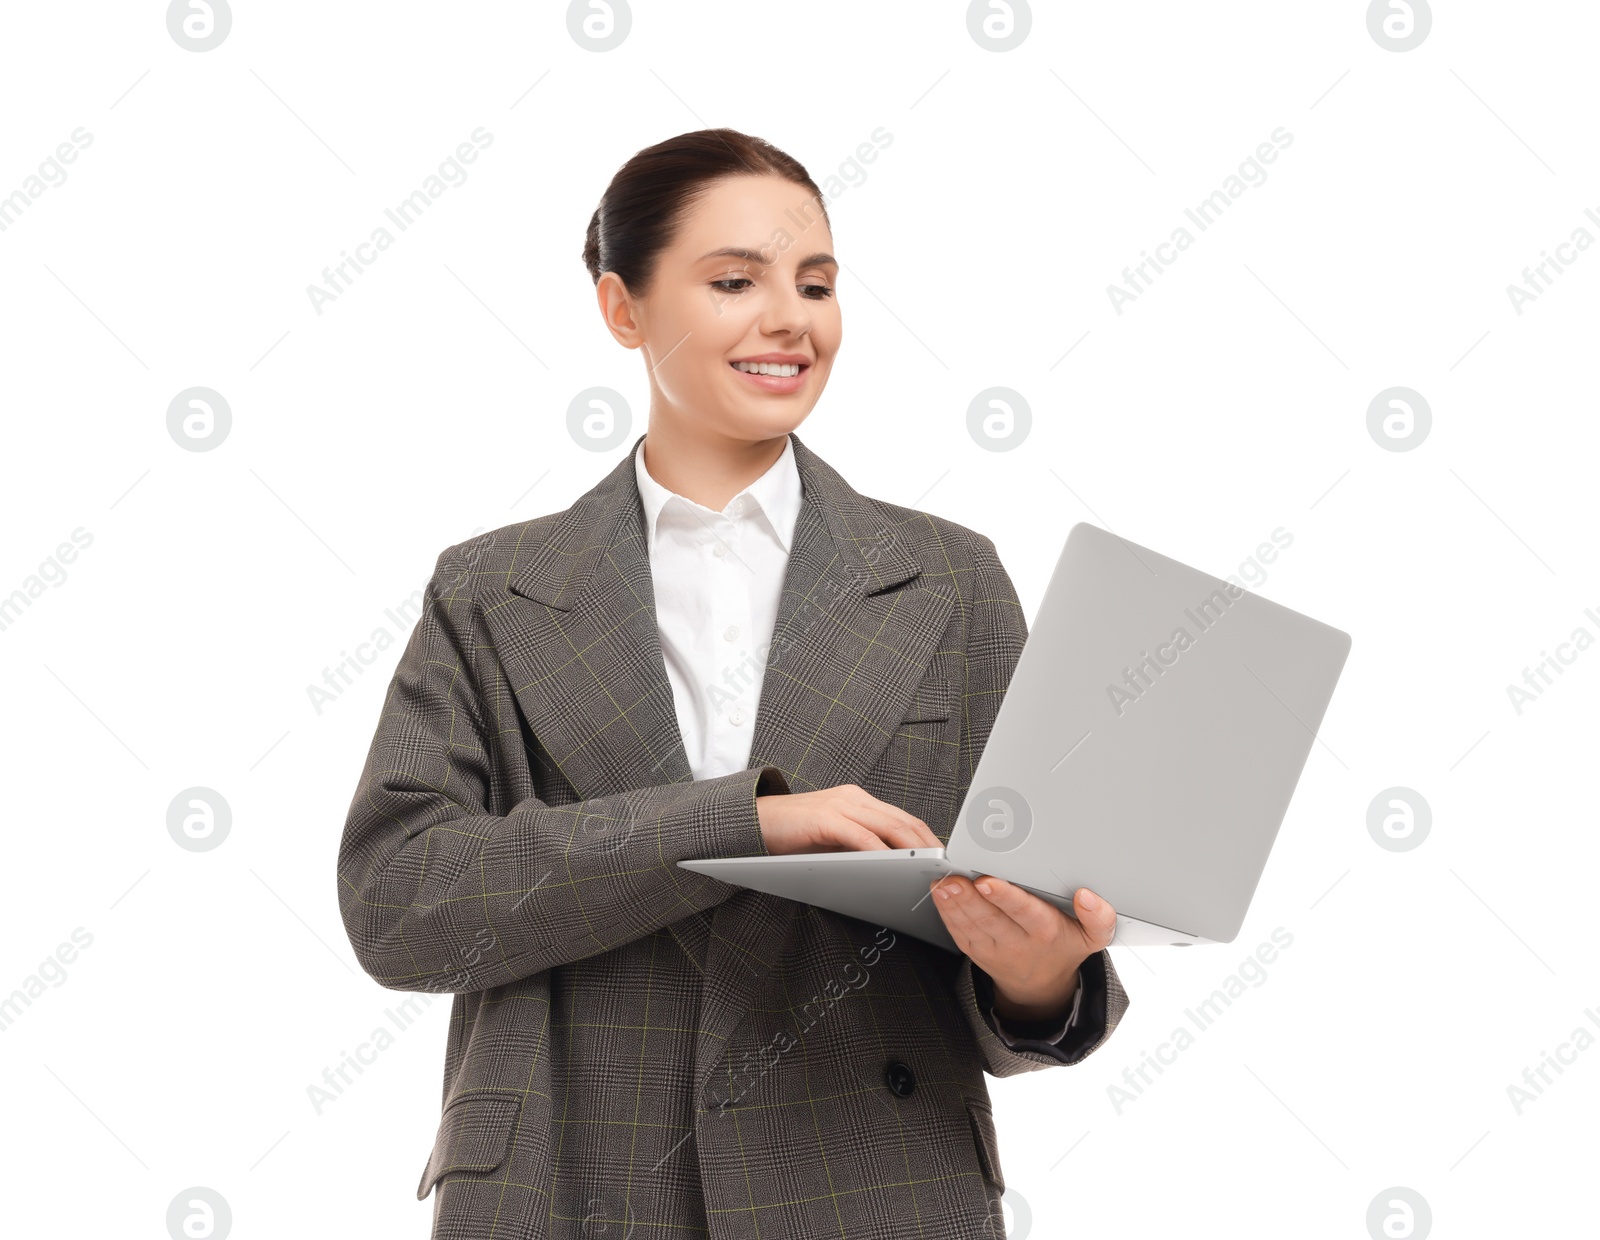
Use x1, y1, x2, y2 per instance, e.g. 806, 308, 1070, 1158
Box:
756, 783, 942, 856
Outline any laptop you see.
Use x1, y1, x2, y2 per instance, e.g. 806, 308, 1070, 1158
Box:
679, 522, 1352, 951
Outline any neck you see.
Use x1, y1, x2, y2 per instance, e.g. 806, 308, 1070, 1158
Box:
640, 419, 789, 511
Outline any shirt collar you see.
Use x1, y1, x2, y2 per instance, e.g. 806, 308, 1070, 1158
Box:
634, 434, 802, 554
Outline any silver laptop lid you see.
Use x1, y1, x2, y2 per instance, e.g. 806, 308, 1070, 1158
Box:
947, 522, 1351, 942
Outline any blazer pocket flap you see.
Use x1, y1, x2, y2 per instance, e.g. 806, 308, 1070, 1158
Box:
901, 675, 956, 724
417, 1090, 523, 1201
965, 1097, 1005, 1191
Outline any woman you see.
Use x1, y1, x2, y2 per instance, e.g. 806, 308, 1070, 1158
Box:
338, 127, 1129, 1240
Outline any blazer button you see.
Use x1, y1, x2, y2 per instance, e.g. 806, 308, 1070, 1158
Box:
883, 1059, 916, 1098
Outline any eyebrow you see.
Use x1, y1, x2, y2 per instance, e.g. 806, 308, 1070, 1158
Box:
699, 247, 838, 271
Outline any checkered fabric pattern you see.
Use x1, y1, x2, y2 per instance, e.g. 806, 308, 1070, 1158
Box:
336, 430, 1130, 1239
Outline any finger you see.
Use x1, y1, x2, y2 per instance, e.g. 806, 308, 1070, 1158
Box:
846, 787, 941, 848
928, 876, 982, 955
842, 801, 939, 850
1073, 887, 1118, 949
969, 874, 1070, 942
851, 783, 939, 840
797, 813, 890, 852
930, 875, 1027, 958
929, 880, 972, 956
817, 822, 891, 851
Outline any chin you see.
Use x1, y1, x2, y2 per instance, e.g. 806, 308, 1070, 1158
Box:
723, 409, 813, 442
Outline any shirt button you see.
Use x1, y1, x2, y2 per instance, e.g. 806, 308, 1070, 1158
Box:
713, 542, 729, 558
730, 710, 744, 725
724, 626, 739, 642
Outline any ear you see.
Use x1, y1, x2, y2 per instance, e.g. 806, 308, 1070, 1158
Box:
596, 271, 645, 350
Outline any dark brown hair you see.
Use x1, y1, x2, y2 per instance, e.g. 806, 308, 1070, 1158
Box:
582, 128, 829, 294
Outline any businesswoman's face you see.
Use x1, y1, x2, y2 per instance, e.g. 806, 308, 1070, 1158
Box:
598, 173, 840, 441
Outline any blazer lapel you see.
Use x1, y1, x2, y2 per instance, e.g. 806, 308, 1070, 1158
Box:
482, 430, 957, 1098
482, 437, 693, 804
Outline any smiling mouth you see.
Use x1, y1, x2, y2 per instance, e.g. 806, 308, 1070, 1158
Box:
729, 361, 810, 377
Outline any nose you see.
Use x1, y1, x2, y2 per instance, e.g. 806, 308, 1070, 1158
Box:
760, 283, 821, 342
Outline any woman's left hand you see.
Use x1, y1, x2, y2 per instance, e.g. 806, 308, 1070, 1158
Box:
929, 874, 1117, 1023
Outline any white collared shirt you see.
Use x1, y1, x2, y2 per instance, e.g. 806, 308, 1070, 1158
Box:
634, 433, 1081, 1049
634, 434, 803, 783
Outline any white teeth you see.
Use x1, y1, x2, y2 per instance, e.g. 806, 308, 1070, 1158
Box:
733, 361, 801, 377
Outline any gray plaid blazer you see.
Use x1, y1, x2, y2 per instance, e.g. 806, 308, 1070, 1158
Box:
337, 429, 1129, 1239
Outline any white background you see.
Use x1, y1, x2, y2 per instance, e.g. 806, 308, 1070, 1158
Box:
1, 1, 1595, 1236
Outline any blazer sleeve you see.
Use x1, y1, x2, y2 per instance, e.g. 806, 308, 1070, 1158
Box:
948, 533, 1131, 1075
336, 547, 790, 994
